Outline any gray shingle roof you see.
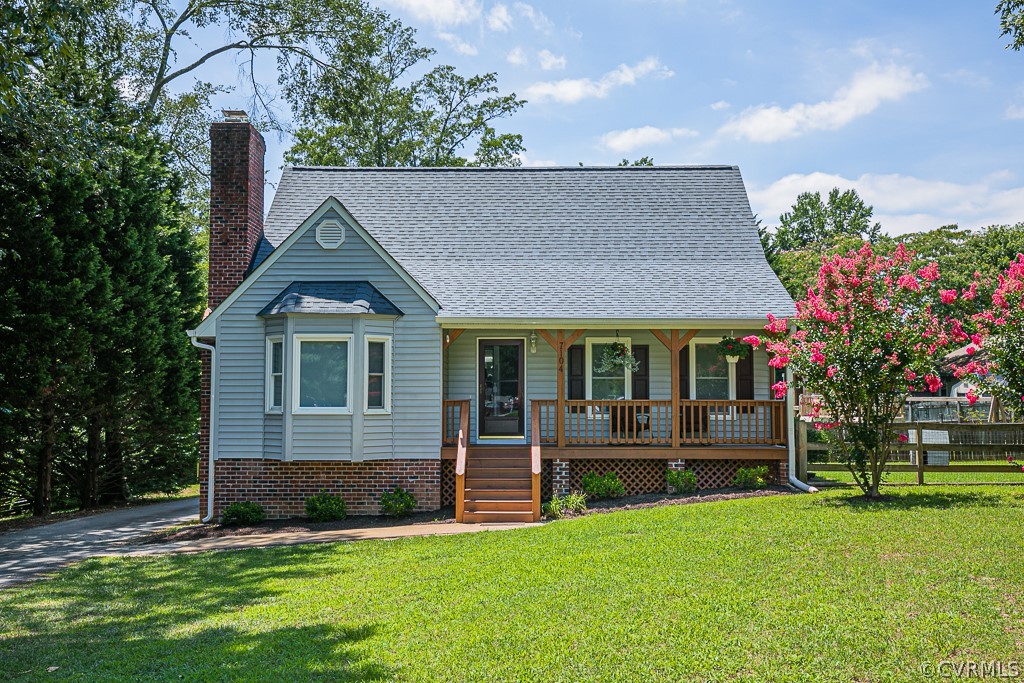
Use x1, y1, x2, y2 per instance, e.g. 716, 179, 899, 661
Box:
258, 166, 796, 320
258, 281, 403, 317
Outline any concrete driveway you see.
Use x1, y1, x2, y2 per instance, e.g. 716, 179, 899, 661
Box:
0, 497, 198, 587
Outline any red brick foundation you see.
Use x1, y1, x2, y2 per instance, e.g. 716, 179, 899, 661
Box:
202, 458, 441, 519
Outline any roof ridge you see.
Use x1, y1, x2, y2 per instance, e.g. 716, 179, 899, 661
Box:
286, 165, 739, 172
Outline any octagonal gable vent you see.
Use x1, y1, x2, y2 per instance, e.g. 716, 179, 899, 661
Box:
316, 219, 346, 249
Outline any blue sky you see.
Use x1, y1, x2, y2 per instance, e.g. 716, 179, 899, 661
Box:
197, 1, 1024, 234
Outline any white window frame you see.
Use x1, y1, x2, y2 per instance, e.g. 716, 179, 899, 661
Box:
585, 337, 632, 417
265, 335, 284, 414
292, 333, 353, 415
363, 335, 392, 415
689, 338, 736, 419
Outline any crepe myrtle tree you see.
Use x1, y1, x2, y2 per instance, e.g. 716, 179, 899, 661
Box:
957, 253, 1024, 427
746, 243, 969, 497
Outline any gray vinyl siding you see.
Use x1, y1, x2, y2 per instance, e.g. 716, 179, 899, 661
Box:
214, 208, 440, 461
262, 318, 285, 459
363, 318, 396, 460
444, 329, 772, 444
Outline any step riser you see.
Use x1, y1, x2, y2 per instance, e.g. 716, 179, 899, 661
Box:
464, 501, 534, 513
468, 458, 531, 468
462, 512, 535, 523
466, 468, 531, 479
463, 488, 532, 500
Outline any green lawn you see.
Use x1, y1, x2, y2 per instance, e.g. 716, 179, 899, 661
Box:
808, 464, 1024, 486
2, 487, 1023, 682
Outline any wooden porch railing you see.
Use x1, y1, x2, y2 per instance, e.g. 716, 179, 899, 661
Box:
678, 400, 787, 446
530, 406, 541, 521
443, 399, 469, 446
452, 399, 470, 523
530, 398, 786, 447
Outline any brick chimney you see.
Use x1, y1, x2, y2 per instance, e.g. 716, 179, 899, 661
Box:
208, 110, 265, 309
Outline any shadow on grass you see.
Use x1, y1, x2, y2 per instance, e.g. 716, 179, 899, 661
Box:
1, 544, 395, 681
813, 489, 1015, 512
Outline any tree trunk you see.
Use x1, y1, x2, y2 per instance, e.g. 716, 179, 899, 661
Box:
33, 407, 55, 516
100, 421, 129, 504
81, 415, 103, 509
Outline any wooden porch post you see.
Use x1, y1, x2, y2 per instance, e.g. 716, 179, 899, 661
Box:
556, 331, 566, 449
670, 330, 680, 448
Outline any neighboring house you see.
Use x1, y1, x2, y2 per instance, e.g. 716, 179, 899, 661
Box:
190, 113, 797, 523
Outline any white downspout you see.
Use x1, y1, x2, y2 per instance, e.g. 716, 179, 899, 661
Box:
188, 331, 218, 522
786, 364, 818, 493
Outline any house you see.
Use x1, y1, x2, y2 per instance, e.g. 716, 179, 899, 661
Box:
189, 113, 798, 523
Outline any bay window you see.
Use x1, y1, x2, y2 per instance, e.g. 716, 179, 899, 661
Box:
364, 336, 391, 414
293, 334, 351, 414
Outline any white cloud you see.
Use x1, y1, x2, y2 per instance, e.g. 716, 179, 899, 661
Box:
377, 0, 480, 27
487, 3, 513, 31
437, 32, 478, 56
524, 57, 674, 104
506, 46, 528, 66
537, 49, 566, 71
1005, 104, 1024, 120
942, 68, 991, 88
514, 2, 554, 32
748, 171, 1024, 235
600, 125, 699, 153
718, 62, 928, 143
515, 152, 560, 167
710, 100, 730, 111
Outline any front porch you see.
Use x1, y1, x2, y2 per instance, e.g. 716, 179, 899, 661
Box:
440, 327, 790, 522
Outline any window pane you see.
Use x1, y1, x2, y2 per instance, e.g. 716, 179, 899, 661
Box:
592, 377, 626, 400
271, 341, 283, 374
695, 345, 728, 378
367, 341, 385, 374
299, 341, 348, 408
696, 378, 729, 400
367, 374, 384, 409
272, 375, 283, 408
591, 343, 628, 379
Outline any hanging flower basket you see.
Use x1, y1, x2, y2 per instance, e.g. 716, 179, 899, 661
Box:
716, 336, 751, 361
597, 341, 640, 373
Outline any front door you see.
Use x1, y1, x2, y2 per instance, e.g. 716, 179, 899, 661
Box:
479, 339, 525, 437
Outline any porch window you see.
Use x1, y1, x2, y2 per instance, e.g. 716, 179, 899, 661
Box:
265, 336, 283, 413
293, 334, 351, 414
694, 343, 730, 400
364, 336, 391, 414
586, 338, 632, 401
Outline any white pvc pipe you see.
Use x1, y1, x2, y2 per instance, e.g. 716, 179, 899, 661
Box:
786, 365, 818, 493
188, 332, 218, 522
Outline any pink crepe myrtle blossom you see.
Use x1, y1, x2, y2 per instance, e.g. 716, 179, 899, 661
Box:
1007, 455, 1014, 463
741, 335, 761, 348
964, 254, 1024, 414
966, 346, 977, 356
746, 243, 969, 497
966, 390, 979, 406
898, 433, 909, 443
771, 380, 787, 399
970, 333, 983, 347
939, 289, 958, 304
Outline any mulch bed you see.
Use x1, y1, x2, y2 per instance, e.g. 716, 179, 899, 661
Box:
145, 487, 791, 543
564, 487, 790, 518
144, 507, 460, 544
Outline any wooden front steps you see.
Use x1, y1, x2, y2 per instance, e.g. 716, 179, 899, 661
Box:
461, 446, 535, 523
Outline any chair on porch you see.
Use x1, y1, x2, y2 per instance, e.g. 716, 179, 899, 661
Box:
609, 401, 652, 443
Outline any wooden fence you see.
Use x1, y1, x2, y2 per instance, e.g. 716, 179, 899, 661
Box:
796, 421, 1024, 485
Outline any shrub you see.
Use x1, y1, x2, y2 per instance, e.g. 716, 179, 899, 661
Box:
733, 466, 771, 490
667, 468, 698, 495
220, 501, 266, 526
580, 471, 625, 499
380, 487, 416, 517
305, 491, 348, 522
542, 491, 587, 519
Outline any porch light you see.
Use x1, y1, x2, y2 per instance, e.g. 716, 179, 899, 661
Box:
529, 330, 537, 353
